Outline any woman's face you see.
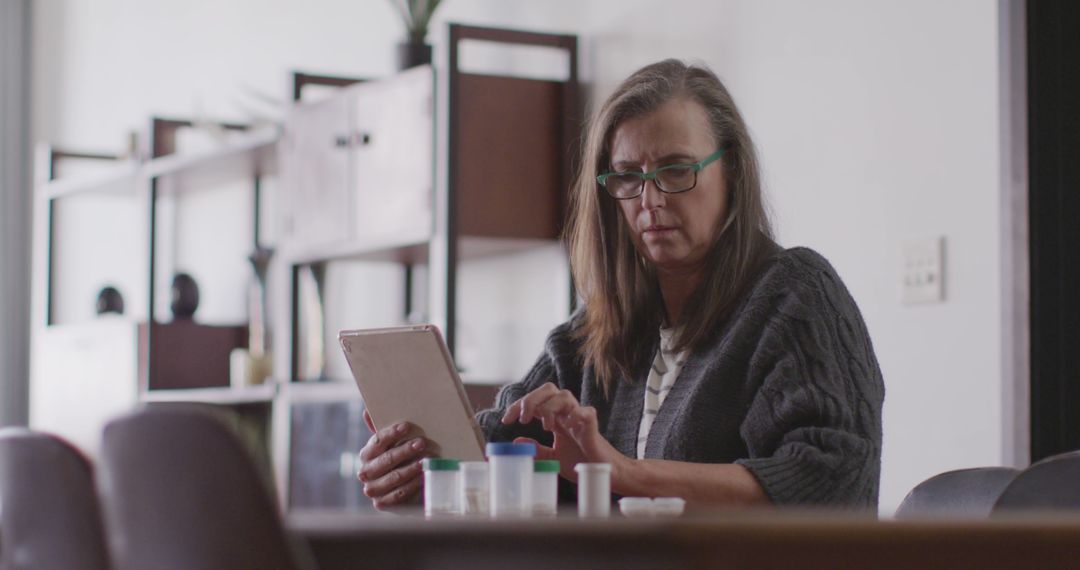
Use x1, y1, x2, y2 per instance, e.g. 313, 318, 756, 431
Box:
609, 97, 729, 275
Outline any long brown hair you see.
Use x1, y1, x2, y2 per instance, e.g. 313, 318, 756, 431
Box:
565, 59, 776, 394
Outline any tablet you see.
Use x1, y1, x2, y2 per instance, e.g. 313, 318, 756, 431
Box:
339, 325, 486, 461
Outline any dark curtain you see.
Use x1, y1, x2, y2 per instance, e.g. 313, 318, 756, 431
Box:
1028, 0, 1080, 461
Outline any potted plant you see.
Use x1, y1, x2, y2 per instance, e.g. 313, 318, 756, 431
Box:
389, 0, 444, 69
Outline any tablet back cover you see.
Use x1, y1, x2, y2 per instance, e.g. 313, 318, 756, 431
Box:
339, 325, 486, 461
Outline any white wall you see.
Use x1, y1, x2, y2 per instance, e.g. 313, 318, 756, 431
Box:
33, 0, 1012, 514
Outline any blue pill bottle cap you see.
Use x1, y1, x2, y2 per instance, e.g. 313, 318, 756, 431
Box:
485, 442, 538, 457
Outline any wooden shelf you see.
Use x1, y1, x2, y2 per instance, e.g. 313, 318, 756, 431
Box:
459, 236, 563, 261
140, 383, 278, 405
281, 234, 561, 268
458, 373, 512, 386
280, 381, 361, 404
42, 161, 141, 199
142, 126, 280, 181
139, 321, 247, 391
282, 229, 432, 266
39, 127, 279, 201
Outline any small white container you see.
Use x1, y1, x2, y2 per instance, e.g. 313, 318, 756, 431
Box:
616, 496, 687, 518
486, 442, 536, 518
422, 458, 460, 517
458, 461, 489, 516
618, 497, 654, 518
575, 463, 612, 518
532, 460, 560, 516
651, 497, 686, 517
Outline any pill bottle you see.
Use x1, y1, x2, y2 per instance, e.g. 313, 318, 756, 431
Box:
459, 461, 489, 516
486, 442, 536, 517
574, 463, 612, 518
532, 460, 560, 516
422, 458, 460, 516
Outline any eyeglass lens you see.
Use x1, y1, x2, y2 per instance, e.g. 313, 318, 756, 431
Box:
606, 165, 697, 199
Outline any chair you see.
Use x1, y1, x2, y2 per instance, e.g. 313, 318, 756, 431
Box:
0, 428, 111, 570
993, 450, 1080, 513
98, 406, 313, 570
894, 466, 1020, 519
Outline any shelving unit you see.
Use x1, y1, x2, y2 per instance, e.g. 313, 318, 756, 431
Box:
29, 118, 280, 457
270, 24, 579, 510
140, 384, 278, 405
30, 22, 580, 512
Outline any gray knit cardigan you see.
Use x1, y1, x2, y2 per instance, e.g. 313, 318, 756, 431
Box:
476, 247, 885, 508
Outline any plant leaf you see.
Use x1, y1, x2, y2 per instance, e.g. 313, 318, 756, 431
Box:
415, 0, 442, 37
388, 0, 414, 29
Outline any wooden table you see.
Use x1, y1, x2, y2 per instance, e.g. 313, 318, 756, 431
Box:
288, 508, 1080, 570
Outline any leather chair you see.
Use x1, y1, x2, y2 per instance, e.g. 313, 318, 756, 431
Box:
993, 450, 1080, 513
894, 466, 1020, 519
98, 406, 313, 570
0, 428, 111, 570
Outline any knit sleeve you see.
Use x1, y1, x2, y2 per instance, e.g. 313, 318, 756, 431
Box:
474, 320, 582, 447
734, 250, 884, 508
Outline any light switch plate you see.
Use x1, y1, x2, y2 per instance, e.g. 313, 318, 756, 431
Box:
902, 236, 945, 305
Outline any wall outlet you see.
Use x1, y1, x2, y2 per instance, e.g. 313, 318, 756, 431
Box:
902, 236, 945, 305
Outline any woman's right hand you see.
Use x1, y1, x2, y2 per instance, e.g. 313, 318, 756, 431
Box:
357, 410, 428, 509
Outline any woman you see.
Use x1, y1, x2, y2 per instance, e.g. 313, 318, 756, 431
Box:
358, 59, 884, 509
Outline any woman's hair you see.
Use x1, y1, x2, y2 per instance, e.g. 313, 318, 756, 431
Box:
564, 58, 777, 394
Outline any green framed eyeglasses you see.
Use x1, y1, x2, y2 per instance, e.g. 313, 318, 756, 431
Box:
596, 149, 725, 200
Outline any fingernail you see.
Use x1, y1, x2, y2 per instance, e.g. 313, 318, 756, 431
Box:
396, 423, 407, 433
412, 439, 425, 450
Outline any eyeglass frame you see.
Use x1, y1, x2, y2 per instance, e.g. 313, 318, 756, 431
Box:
596, 148, 725, 200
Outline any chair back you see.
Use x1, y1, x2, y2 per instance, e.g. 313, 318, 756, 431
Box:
895, 466, 1020, 519
99, 406, 308, 570
994, 450, 1080, 513
0, 428, 111, 570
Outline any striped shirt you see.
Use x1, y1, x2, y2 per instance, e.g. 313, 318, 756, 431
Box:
636, 326, 687, 459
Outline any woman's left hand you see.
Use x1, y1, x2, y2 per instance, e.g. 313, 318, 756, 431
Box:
500, 382, 627, 481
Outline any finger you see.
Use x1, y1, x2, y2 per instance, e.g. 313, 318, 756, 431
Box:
502, 382, 558, 425
519, 383, 560, 424
359, 436, 427, 483
500, 399, 521, 425
514, 436, 557, 461
559, 406, 599, 440
365, 455, 424, 498
532, 390, 580, 430
548, 413, 577, 439
373, 470, 424, 510
359, 421, 411, 462
363, 409, 376, 432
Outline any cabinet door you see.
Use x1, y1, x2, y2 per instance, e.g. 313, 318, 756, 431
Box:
350, 66, 434, 243
281, 95, 351, 248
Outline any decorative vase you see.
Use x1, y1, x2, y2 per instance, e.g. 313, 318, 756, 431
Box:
397, 41, 432, 70
96, 285, 125, 315
170, 273, 200, 320
236, 246, 275, 387
298, 263, 328, 381
247, 246, 274, 358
